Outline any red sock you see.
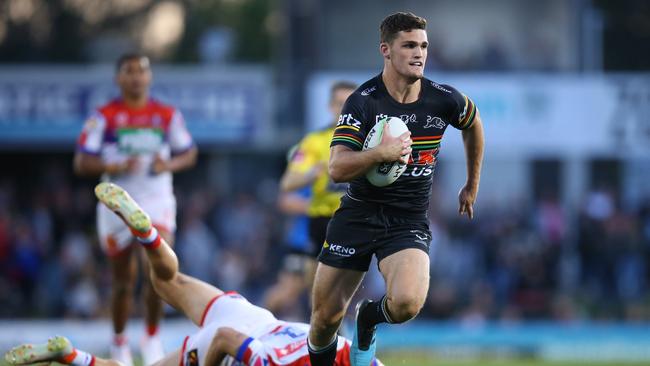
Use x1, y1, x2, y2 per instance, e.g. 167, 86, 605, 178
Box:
60, 349, 77, 364
146, 324, 159, 336
129, 227, 161, 249
113, 334, 127, 346
60, 349, 95, 366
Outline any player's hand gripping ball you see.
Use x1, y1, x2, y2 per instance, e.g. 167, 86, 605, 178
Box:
363, 116, 410, 187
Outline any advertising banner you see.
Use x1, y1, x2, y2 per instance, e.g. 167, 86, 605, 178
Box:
0, 66, 272, 148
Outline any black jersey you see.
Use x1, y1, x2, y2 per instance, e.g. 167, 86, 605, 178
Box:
330, 73, 477, 214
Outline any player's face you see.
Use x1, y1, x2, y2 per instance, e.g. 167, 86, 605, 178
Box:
383, 29, 428, 81
117, 58, 152, 100
329, 88, 354, 122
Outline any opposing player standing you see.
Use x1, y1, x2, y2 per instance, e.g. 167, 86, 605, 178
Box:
307, 12, 484, 366
264, 82, 357, 318
4, 183, 383, 366
73, 54, 197, 366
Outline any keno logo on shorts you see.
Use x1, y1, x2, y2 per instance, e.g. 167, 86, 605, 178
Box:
324, 242, 356, 257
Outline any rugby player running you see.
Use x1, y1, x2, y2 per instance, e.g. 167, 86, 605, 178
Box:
307, 12, 484, 366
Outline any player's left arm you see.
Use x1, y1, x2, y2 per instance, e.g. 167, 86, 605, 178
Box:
153, 109, 198, 174
445, 85, 484, 220
459, 110, 484, 220
204, 327, 267, 366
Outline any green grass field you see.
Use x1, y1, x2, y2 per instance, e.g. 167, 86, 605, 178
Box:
376, 352, 648, 366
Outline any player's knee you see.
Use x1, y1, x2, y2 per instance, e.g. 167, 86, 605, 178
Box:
150, 272, 176, 295
212, 327, 240, 351
311, 304, 345, 331
387, 294, 424, 322
211, 328, 227, 349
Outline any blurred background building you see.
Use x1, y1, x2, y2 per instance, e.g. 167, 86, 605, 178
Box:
1, 0, 650, 363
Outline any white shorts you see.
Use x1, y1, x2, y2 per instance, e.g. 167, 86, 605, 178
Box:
181, 292, 278, 366
97, 193, 176, 256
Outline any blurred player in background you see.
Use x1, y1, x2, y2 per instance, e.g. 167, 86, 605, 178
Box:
263, 179, 312, 318
307, 12, 484, 366
73, 53, 197, 366
264, 82, 357, 320
4, 183, 383, 366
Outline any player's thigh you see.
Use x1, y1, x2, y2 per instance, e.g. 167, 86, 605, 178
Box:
378, 248, 430, 304
153, 272, 224, 326
311, 262, 365, 318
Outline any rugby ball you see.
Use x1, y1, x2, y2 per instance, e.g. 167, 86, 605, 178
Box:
363, 116, 410, 187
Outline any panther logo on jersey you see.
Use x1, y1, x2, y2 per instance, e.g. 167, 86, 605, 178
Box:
424, 116, 445, 129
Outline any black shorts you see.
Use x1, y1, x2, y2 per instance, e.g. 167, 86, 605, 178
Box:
318, 195, 432, 272
308, 216, 331, 257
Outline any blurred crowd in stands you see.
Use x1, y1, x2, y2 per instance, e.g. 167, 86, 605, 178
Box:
1, 156, 649, 324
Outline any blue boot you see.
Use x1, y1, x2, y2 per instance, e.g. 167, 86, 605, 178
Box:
350, 299, 377, 366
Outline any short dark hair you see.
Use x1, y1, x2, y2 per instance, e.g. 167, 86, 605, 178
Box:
380, 12, 427, 44
116, 53, 150, 72
330, 81, 357, 100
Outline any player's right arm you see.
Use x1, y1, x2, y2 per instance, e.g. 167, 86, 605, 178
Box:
73, 112, 136, 177
204, 327, 267, 366
328, 94, 411, 183
329, 123, 411, 183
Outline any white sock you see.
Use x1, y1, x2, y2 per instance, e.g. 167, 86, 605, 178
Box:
308, 336, 337, 352
136, 227, 158, 245
68, 349, 95, 366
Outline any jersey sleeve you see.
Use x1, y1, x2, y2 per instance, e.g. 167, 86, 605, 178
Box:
331, 94, 369, 151
76, 112, 107, 155
235, 337, 267, 366
287, 134, 318, 174
445, 85, 478, 130
168, 109, 194, 153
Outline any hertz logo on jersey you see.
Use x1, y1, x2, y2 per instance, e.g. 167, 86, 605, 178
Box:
337, 114, 362, 129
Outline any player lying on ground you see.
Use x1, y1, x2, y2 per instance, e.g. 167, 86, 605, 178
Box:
4, 183, 383, 366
